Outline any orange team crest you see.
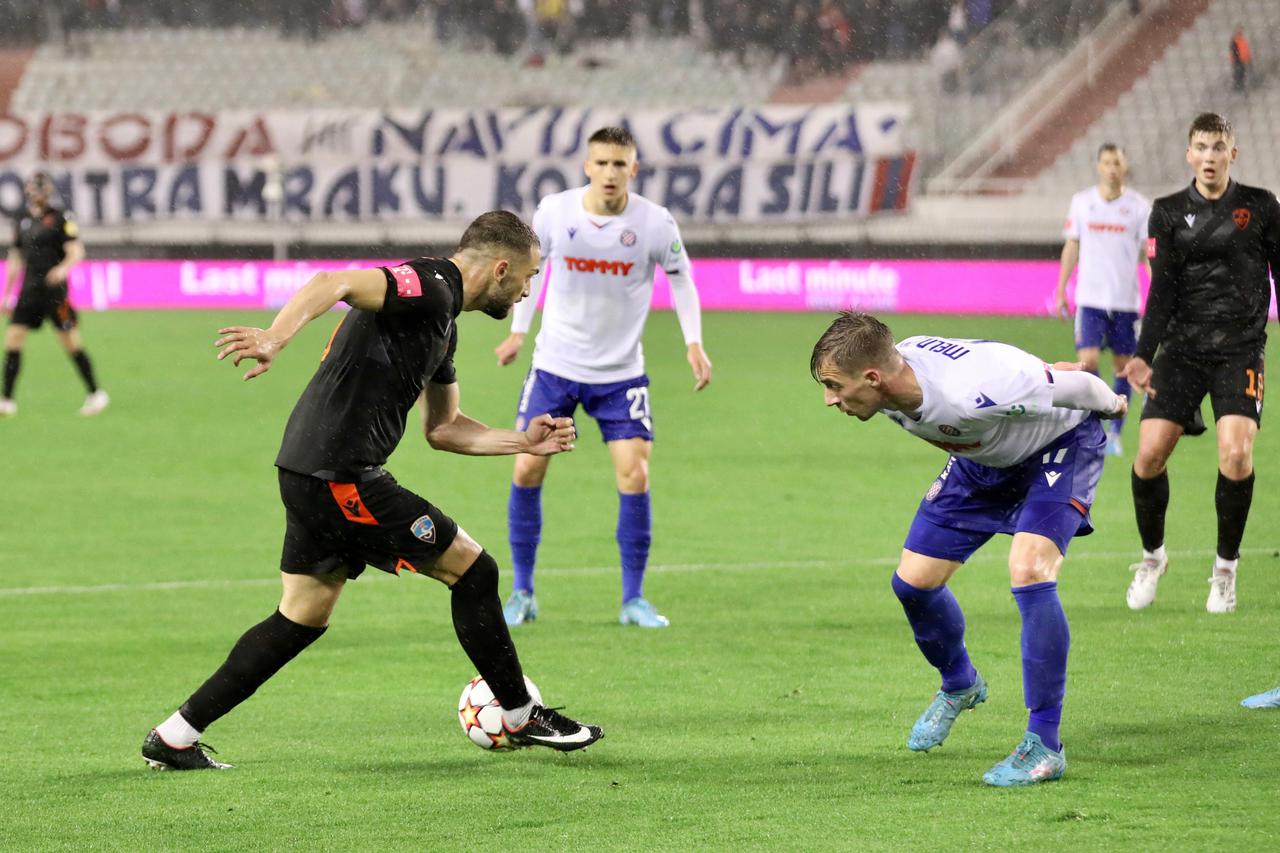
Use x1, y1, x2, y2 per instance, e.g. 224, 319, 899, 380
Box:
1234, 208, 1251, 230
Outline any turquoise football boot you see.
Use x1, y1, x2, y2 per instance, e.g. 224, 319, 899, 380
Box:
982, 732, 1066, 787
907, 674, 988, 751
619, 597, 669, 628
1241, 686, 1280, 708
503, 589, 538, 626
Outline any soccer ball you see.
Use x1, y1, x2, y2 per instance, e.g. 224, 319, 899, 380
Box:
457, 674, 541, 750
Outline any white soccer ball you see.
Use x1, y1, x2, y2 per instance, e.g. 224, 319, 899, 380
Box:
457, 674, 541, 750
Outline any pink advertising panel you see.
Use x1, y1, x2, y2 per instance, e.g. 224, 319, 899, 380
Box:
22, 257, 1250, 317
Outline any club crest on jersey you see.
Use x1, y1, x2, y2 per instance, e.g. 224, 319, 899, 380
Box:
938, 424, 961, 436
925, 480, 943, 501
620, 229, 637, 247
1234, 208, 1251, 230
411, 515, 436, 543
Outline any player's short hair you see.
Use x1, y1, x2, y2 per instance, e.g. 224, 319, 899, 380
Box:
456, 211, 538, 258
1188, 112, 1233, 143
1096, 142, 1125, 159
27, 171, 56, 195
809, 312, 898, 381
588, 126, 636, 150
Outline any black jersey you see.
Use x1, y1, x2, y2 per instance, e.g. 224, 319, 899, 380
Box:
275, 258, 463, 481
1137, 180, 1280, 363
11, 206, 78, 288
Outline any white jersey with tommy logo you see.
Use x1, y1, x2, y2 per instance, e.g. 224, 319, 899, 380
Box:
1063, 186, 1150, 312
512, 186, 691, 384
883, 336, 1089, 468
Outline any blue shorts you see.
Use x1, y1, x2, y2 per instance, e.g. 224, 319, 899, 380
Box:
904, 417, 1105, 561
1075, 307, 1139, 354
515, 369, 653, 443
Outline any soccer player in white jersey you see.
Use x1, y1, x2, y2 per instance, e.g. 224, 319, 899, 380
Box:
1054, 143, 1150, 458
494, 126, 712, 629
812, 312, 1126, 787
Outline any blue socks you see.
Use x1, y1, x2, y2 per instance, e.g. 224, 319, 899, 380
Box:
509, 486, 652, 603
1112, 376, 1131, 435
507, 484, 541, 594
891, 574, 977, 693
618, 492, 651, 603
1012, 582, 1069, 752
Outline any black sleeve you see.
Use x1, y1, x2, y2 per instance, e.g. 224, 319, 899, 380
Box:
429, 324, 459, 385
379, 259, 450, 316
1135, 202, 1181, 363
1262, 192, 1280, 311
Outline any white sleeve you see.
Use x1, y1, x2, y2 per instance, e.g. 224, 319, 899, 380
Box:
667, 268, 703, 345
1137, 197, 1150, 251
1063, 194, 1081, 241
1049, 369, 1121, 414
654, 211, 701, 345
510, 204, 551, 335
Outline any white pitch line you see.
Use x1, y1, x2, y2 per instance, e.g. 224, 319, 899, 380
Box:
1, 546, 1275, 598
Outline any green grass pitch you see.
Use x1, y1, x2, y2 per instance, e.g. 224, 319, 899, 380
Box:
1, 309, 1278, 850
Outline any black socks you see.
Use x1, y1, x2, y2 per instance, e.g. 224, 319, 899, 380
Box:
1131, 468, 1170, 552
2, 350, 18, 399
451, 551, 531, 709
1216, 471, 1255, 561
179, 609, 326, 732
70, 350, 98, 393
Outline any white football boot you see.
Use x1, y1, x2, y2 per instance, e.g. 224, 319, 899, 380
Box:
1126, 552, 1167, 610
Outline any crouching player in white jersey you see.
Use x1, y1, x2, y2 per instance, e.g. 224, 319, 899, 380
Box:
812, 312, 1126, 787
495, 126, 712, 628
1054, 143, 1151, 457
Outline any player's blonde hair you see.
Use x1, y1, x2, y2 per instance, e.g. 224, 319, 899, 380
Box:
810, 312, 899, 381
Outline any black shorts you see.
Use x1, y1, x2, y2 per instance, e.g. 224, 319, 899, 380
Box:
278, 467, 459, 579
11, 284, 77, 331
1141, 349, 1264, 428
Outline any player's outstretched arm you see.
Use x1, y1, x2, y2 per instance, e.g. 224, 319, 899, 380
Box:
421, 384, 575, 456
216, 268, 387, 380
1049, 368, 1128, 418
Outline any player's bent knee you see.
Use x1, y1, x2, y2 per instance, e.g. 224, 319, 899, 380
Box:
278, 571, 346, 627
1219, 448, 1253, 479
451, 549, 499, 598
436, 529, 484, 584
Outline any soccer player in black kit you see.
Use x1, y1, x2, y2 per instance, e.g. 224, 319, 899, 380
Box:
1, 172, 107, 417
1121, 113, 1280, 615
142, 211, 603, 770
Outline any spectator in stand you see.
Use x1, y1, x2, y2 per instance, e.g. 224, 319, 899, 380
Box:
947, 0, 967, 44
1231, 27, 1251, 94
931, 27, 963, 94
817, 0, 852, 74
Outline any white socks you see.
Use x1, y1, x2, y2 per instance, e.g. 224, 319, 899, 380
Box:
155, 710, 201, 748
502, 700, 535, 731
1214, 556, 1239, 577
1143, 545, 1167, 564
